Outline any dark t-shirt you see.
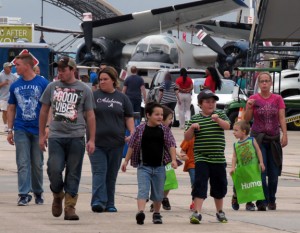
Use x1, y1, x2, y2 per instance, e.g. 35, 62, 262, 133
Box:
124, 74, 144, 100
141, 125, 164, 166
93, 90, 133, 147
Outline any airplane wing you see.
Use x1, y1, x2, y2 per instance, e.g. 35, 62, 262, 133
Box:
82, 0, 248, 43
34, 25, 83, 35
190, 20, 252, 41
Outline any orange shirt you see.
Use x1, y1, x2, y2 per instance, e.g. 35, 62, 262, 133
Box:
180, 138, 195, 172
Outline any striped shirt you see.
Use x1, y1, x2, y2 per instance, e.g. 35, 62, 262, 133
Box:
128, 123, 176, 168
186, 110, 230, 163
159, 81, 178, 104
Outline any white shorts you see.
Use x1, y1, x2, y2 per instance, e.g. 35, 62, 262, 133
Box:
0, 100, 8, 111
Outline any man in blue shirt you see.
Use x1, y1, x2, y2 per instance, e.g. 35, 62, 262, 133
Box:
122, 66, 146, 113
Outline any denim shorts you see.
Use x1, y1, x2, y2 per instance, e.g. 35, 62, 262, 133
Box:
137, 165, 165, 202
192, 161, 227, 199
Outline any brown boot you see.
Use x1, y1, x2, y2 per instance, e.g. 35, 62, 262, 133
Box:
64, 193, 79, 220
52, 191, 64, 217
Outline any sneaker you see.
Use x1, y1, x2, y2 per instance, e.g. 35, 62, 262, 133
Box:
34, 193, 44, 205
149, 203, 154, 212
17, 194, 32, 206
231, 196, 239, 211
152, 212, 163, 224
105, 207, 117, 212
162, 197, 171, 210
268, 203, 276, 210
92, 204, 104, 213
4, 125, 8, 132
216, 211, 228, 223
189, 201, 195, 211
190, 212, 202, 224
245, 202, 255, 211
136, 211, 145, 225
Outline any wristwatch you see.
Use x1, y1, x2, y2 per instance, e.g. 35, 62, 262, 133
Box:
7, 128, 13, 134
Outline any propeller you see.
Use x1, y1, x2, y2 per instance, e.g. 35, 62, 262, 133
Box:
216, 40, 249, 74
81, 21, 95, 62
196, 29, 227, 57
196, 29, 249, 74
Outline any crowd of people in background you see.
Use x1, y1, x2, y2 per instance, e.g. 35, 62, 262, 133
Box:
0, 55, 288, 226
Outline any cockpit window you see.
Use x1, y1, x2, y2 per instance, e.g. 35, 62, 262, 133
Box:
148, 44, 169, 54
135, 44, 148, 53
164, 37, 175, 44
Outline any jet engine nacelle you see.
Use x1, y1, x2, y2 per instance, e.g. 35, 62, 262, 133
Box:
76, 38, 125, 67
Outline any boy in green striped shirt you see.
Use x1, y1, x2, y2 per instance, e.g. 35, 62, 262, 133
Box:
185, 89, 230, 224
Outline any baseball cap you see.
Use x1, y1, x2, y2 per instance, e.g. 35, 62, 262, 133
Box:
53, 57, 76, 69
3, 62, 12, 68
197, 89, 219, 101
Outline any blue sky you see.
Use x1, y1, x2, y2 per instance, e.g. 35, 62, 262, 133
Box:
0, 0, 246, 45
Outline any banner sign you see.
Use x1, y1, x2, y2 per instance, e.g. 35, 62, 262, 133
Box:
0, 25, 34, 42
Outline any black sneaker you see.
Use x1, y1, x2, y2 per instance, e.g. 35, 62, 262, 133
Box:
245, 202, 255, 211
92, 204, 104, 213
216, 211, 228, 223
162, 197, 171, 210
152, 212, 163, 224
34, 193, 44, 205
231, 196, 239, 211
17, 194, 32, 206
149, 203, 154, 212
136, 211, 145, 225
190, 212, 202, 224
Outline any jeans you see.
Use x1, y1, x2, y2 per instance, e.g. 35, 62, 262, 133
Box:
88, 146, 123, 208
47, 137, 85, 197
14, 130, 44, 195
178, 93, 191, 128
129, 98, 142, 113
259, 143, 279, 205
137, 165, 165, 202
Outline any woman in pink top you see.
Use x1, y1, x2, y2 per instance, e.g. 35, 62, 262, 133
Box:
175, 68, 193, 129
244, 72, 288, 211
203, 67, 222, 93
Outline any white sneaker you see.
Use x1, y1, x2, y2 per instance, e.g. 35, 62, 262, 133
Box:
4, 125, 8, 132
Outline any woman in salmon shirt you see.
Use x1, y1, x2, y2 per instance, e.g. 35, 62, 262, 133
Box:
175, 68, 193, 129
203, 67, 222, 93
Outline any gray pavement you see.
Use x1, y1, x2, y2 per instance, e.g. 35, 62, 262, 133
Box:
0, 119, 299, 233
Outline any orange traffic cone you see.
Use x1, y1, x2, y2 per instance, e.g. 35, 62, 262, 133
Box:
237, 107, 244, 121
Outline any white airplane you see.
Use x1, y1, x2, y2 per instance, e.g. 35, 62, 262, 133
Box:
77, 0, 249, 75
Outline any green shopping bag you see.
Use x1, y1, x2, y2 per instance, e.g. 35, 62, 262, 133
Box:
164, 163, 178, 191
232, 163, 265, 204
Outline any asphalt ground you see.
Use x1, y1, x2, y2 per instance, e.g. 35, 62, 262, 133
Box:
0, 116, 299, 233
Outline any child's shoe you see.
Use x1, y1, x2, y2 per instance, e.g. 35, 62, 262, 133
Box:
152, 212, 163, 224
245, 202, 255, 211
190, 211, 202, 224
136, 211, 145, 225
149, 203, 154, 212
231, 195, 239, 210
216, 210, 228, 223
189, 201, 195, 211
162, 197, 171, 210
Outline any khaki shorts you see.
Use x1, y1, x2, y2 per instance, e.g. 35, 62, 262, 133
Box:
0, 100, 8, 111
